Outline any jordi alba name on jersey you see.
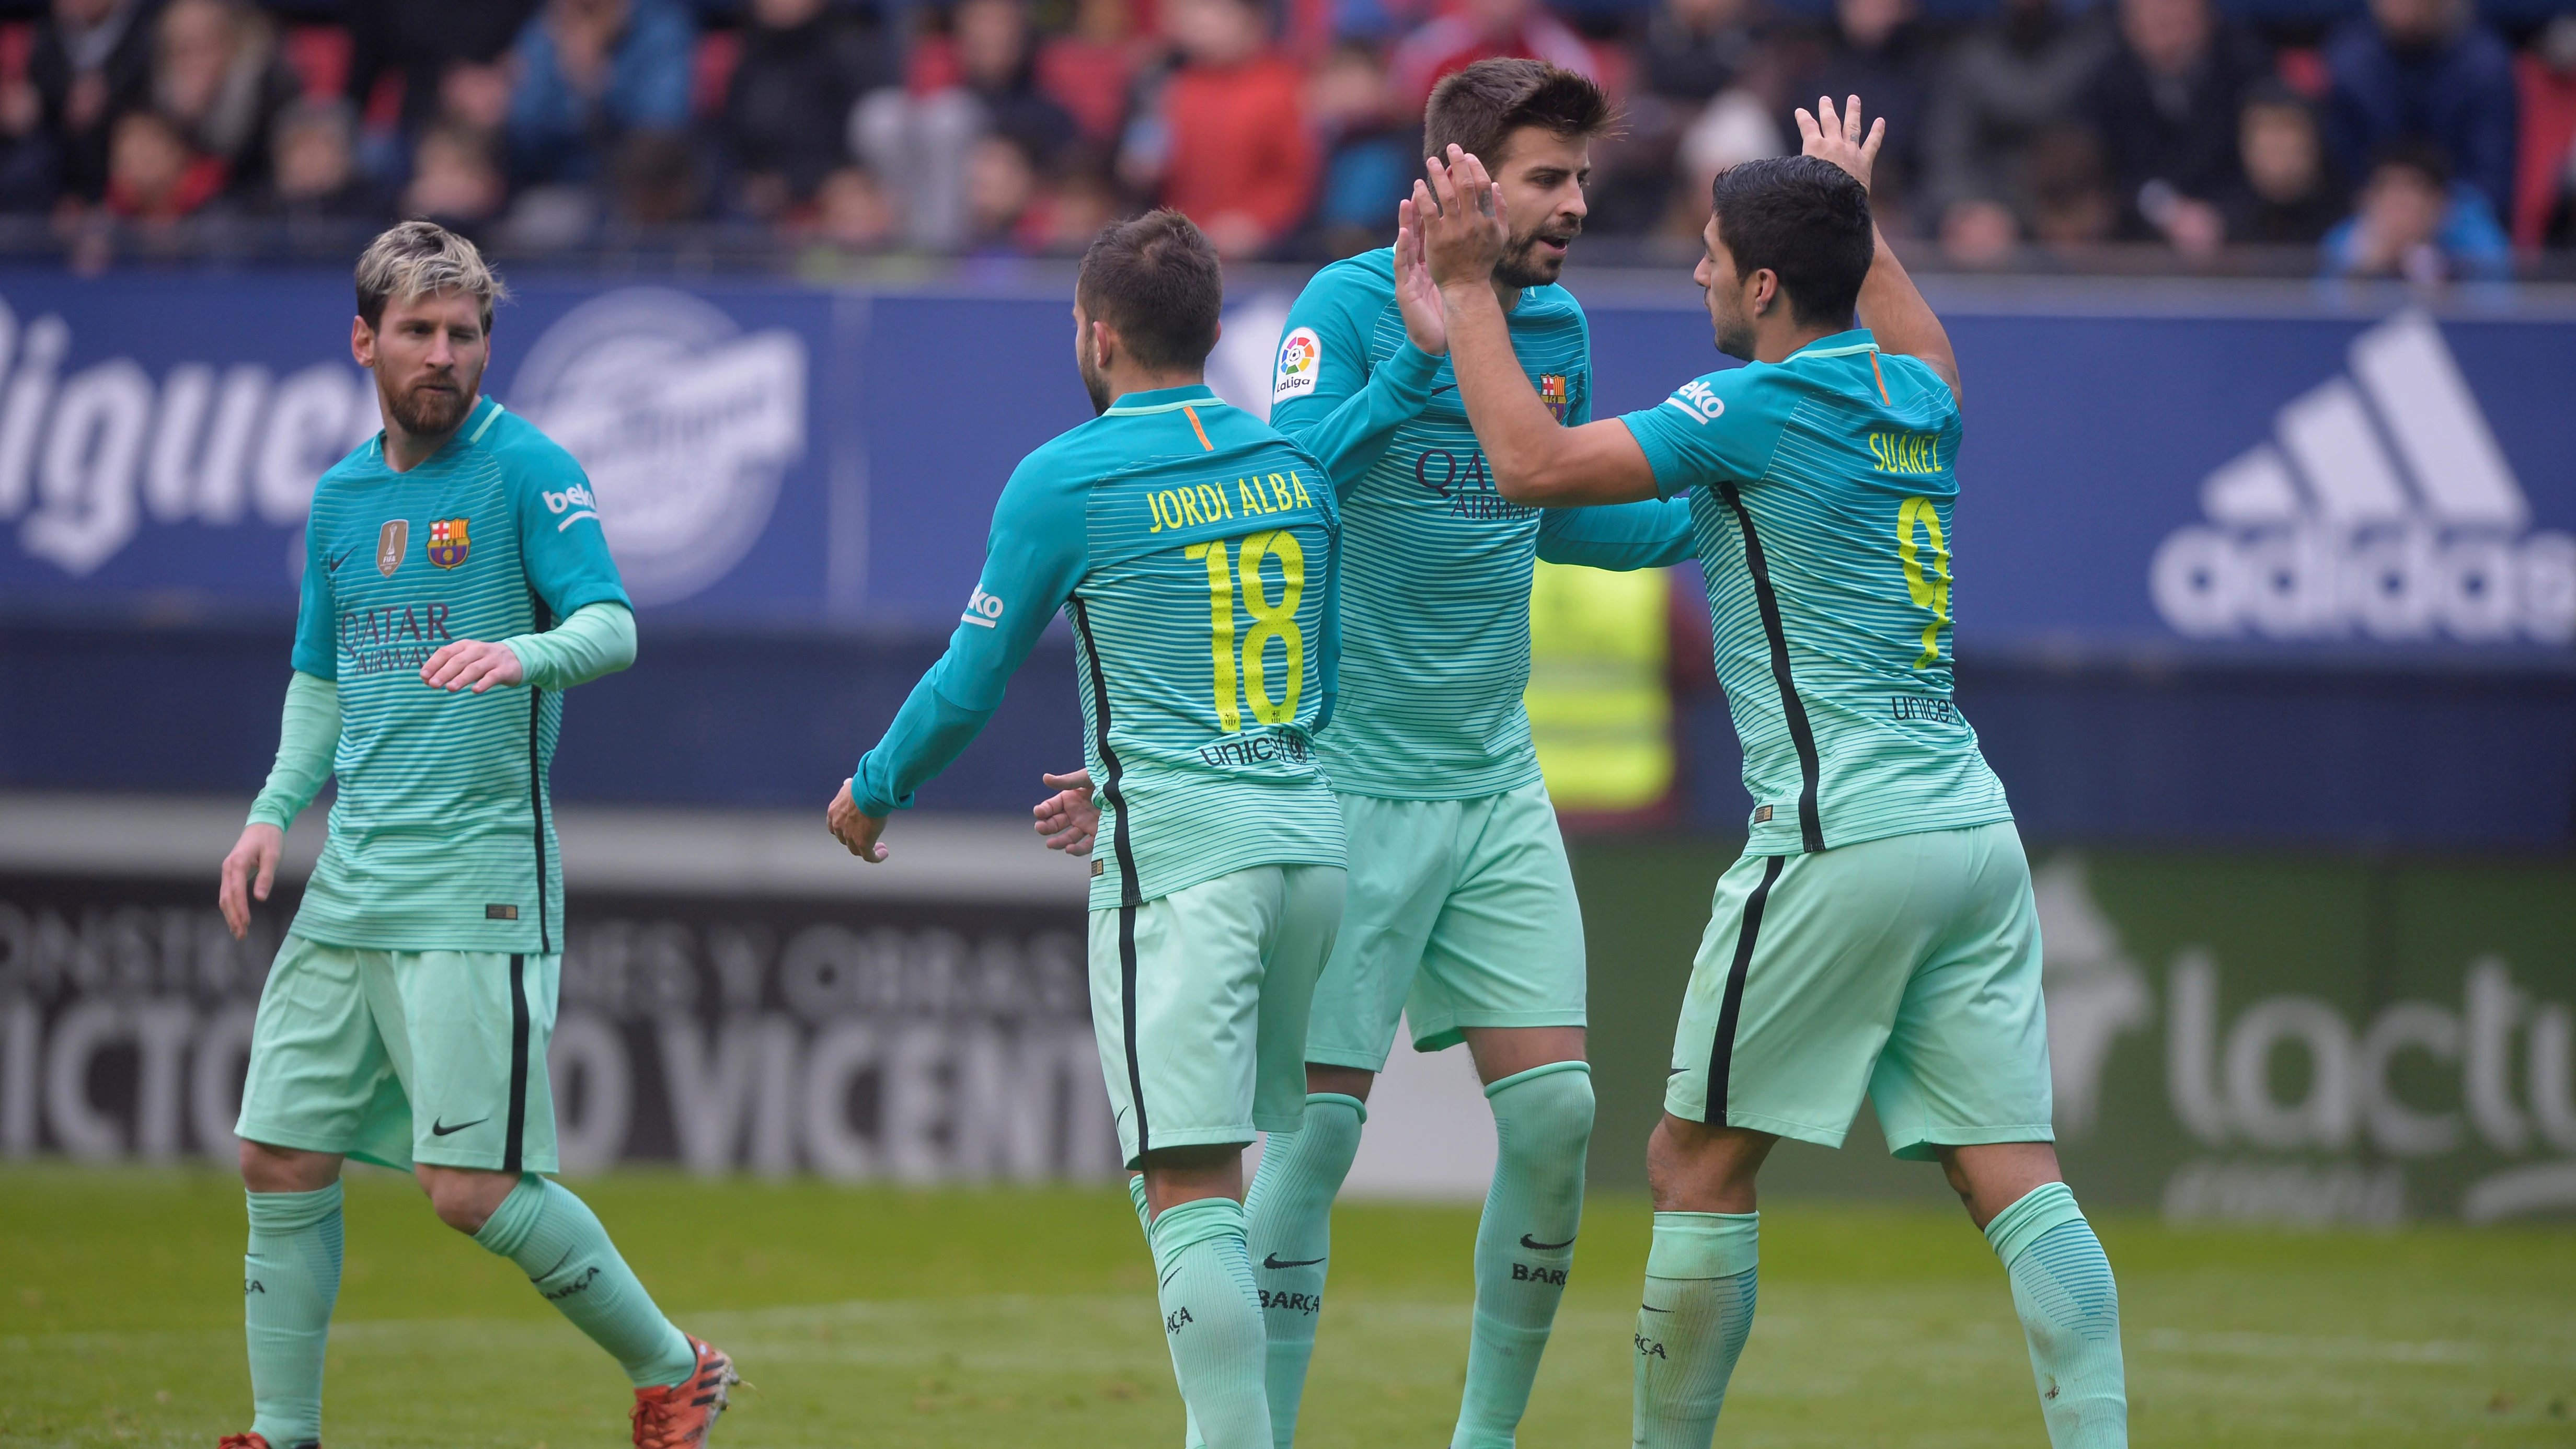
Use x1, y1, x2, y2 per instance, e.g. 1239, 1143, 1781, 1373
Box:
289, 397, 629, 951
1620, 332, 2010, 856
1069, 405, 1343, 909
1270, 249, 1590, 800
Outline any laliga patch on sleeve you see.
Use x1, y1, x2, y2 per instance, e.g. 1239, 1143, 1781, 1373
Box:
1273, 327, 1323, 404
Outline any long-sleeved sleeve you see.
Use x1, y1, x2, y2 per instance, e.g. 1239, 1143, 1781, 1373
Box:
1268, 261, 1443, 497
247, 671, 341, 831
853, 461, 1087, 815
503, 601, 637, 690
1536, 497, 1699, 569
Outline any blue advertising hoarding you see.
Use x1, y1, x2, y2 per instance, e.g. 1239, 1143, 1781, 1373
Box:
0, 269, 2568, 656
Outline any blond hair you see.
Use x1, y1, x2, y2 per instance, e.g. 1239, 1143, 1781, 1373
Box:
354, 220, 509, 333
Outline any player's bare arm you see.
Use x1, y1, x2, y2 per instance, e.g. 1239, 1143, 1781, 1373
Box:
1032, 767, 1099, 856
1798, 94, 1961, 403
1415, 150, 1658, 507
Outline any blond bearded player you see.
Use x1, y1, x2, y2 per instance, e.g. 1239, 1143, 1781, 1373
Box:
214, 222, 736, 1449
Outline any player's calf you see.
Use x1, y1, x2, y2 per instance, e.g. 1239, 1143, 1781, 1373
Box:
1943, 1147, 2129, 1449
1455, 1060, 1593, 1449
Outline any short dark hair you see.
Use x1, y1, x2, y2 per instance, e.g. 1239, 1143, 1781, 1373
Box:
1707, 156, 1874, 329
1076, 208, 1224, 372
1422, 59, 1611, 170
2370, 135, 2452, 189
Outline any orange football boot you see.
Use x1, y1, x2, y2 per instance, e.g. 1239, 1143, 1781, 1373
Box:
629, 1335, 741, 1448
218, 1435, 311, 1449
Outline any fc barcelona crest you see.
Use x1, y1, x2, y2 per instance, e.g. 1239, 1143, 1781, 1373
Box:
1538, 374, 1569, 423
427, 518, 471, 569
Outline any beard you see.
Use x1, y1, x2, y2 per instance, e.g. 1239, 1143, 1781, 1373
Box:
1077, 348, 1112, 416
1493, 218, 1580, 289
1710, 295, 1756, 362
381, 367, 479, 437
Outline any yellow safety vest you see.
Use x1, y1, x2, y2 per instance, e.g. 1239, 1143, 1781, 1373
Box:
1524, 560, 1672, 812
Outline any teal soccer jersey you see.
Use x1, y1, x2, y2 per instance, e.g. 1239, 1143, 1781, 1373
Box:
1619, 331, 2012, 855
1269, 249, 1694, 800
854, 386, 1343, 911
288, 397, 629, 952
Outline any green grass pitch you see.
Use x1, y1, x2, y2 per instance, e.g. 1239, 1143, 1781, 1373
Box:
4, 1166, 2570, 1447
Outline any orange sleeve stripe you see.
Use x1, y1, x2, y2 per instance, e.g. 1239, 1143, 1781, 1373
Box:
1182, 406, 1214, 451
1868, 351, 1891, 406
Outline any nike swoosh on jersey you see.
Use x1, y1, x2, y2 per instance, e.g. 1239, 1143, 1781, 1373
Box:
1262, 1254, 1326, 1270
1520, 1234, 1576, 1251
429, 1116, 488, 1136
325, 547, 356, 573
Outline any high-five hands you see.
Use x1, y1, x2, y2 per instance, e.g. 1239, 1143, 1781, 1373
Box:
1795, 94, 1883, 193
1411, 145, 1509, 294
1393, 196, 1448, 356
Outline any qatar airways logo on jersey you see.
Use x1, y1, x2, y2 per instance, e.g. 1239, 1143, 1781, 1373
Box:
2149, 311, 2574, 645
337, 600, 456, 674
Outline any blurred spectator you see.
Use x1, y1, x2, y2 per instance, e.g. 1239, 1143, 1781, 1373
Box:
345, 0, 544, 136
1387, 0, 1597, 113
1126, 0, 1314, 258
1784, 0, 1933, 226
153, 0, 300, 199
1925, 0, 2114, 262
105, 108, 224, 220
723, 0, 890, 220
264, 97, 375, 217
404, 119, 508, 224
2321, 136, 2508, 280
1664, 89, 1784, 238
1306, 37, 1413, 256
29, 0, 158, 204
963, 130, 1038, 246
2322, 0, 2514, 221
2084, 0, 2268, 254
2022, 125, 2114, 250
858, 0, 1074, 250
812, 164, 897, 248
2216, 82, 2343, 247
2512, 15, 2576, 249
1038, 0, 1146, 146
611, 128, 703, 223
507, 0, 695, 189
1643, 0, 1762, 105
440, 61, 517, 146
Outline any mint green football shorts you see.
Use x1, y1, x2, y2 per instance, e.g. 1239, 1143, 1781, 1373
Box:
1302, 781, 1587, 1072
1090, 863, 1344, 1170
1665, 821, 2053, 1159
235, 934, 559, 1174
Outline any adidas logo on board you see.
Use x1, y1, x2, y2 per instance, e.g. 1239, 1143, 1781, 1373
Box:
2149, 310, 2574, 643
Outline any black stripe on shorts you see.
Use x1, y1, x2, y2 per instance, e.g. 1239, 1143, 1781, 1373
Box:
1705, 855, 1785, 1126
504, 952, 530, 1174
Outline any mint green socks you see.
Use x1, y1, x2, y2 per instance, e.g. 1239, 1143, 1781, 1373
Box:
1986, 1182, 2128, 1447
244, 1184, 343, 1449
473, 1174, 696, 1388
1455, 1062, 1592, 1448
1151, 1196, 1273, 1449
1631, 1210, 1759, 1449
1130, 1174, 1209, 1449
1244, 1091, 1365, 1447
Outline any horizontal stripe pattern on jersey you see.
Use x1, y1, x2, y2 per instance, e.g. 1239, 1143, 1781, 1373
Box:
288, 397, 628, 950
1271, 250, 1590, 800
851, 387, 1343, 911
1622, 333, 2010, 855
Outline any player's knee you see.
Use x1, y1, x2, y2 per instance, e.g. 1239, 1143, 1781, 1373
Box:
1491, 1063, 1594, 1171
416, 1167, 516, 1235
1305, 1062, 1375, 1102
239, 1137, 337, 1194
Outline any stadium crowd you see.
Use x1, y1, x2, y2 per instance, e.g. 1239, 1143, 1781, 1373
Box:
0, 0, 2569, 274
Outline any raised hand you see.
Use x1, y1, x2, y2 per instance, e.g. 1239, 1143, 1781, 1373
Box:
1032, 768, 1100, 857
1393, 196, 1448, 356
1795, 94, 1884, 193
1417, 145, 1510, 293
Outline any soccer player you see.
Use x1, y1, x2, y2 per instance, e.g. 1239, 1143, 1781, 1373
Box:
826, 210, 1344, 1449
213, 222, 735, 1449
1412, 101, 2130, 1448
1038, 60, 1697, 1449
